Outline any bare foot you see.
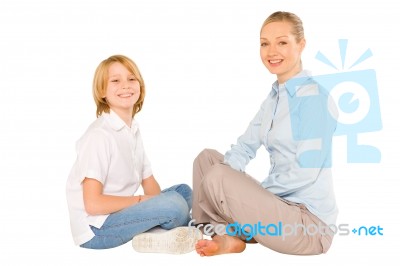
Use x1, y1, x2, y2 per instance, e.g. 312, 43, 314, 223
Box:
195, 235, 246, 256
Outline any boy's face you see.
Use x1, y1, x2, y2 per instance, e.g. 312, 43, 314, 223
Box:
104, 62, 140, 115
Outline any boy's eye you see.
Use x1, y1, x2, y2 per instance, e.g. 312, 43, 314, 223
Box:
111, 79, 119, 82
260, 42, 268, 47
279, 41, 287, 45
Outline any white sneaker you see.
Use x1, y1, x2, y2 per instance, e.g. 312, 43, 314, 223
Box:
132, 227, 203, 254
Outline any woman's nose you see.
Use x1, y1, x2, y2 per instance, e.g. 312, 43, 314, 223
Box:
268, 44, 277, 55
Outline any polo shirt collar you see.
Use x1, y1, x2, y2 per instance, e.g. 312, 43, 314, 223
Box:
107, 110, 136, 132
283, 69, 312, 97
272, 70, 312, 96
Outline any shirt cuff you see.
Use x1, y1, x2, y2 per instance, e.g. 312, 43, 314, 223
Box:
223, 157, 244, 172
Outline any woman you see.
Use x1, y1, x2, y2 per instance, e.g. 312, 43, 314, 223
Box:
192, 11, 338, 256
66, 55, 201, 252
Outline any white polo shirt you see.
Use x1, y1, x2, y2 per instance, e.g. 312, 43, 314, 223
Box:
66, 111, 152, 245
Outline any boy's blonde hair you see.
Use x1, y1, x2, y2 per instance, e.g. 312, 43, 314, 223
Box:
93, 55, 145, 118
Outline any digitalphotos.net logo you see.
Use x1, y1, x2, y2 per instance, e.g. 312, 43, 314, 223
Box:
188, 219, 383, 241
287, 39, 382, 166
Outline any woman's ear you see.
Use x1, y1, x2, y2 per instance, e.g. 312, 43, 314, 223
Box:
300, 38, 306, 52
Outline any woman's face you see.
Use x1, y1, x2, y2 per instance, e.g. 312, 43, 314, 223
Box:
260, 21, 305, 84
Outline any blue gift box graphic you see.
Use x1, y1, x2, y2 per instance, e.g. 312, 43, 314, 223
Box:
285, 40, 382, 165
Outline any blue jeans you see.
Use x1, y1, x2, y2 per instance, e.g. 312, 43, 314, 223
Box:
80, 184, 192, 249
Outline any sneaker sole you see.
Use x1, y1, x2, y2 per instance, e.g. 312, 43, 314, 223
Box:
132, 227, 203, 254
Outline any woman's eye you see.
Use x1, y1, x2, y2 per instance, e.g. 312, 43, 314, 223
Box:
260, 43, 268, 47
279, 42, 287, 45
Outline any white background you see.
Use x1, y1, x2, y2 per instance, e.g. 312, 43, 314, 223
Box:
1, 0, 399, 265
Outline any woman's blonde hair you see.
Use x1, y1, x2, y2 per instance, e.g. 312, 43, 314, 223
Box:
261, 11, 304, 42
92, 55, 145, 118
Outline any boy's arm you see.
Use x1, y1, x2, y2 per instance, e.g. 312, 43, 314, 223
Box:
82, 177, 139, 215
141, 175, 161, 195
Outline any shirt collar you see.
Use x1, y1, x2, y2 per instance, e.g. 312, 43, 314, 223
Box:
105, 110, 137, 132
272, 70, 312, 97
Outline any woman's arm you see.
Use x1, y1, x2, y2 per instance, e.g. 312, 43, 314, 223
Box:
82, 177, 140, 216
224, 98, 268, 172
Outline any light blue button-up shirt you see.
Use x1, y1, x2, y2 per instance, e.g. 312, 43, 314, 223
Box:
224, 70, 338, 226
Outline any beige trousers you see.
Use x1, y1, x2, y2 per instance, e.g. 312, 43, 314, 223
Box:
192, 149, 333, 255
